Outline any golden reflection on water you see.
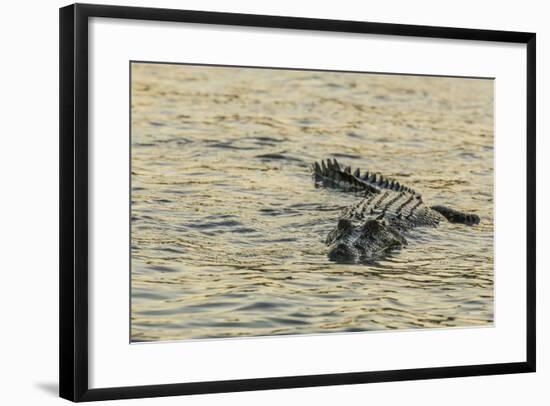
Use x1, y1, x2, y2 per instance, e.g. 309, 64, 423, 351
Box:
131, 62, 494, 342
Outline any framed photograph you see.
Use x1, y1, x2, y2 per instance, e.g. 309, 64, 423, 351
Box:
59, 3, 536, 402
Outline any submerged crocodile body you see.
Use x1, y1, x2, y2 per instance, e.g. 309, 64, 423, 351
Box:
313, 158, 480, 263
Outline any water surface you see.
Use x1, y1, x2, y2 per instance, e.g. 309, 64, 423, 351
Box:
131, 63, 494, 341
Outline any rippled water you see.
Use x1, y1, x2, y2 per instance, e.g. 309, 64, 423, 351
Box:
130, 62, 494, 342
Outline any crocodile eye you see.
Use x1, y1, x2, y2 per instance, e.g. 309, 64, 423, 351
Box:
362, 219, 382, 234
337, 219, 353, 231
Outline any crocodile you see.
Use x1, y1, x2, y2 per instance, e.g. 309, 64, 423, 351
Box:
312, 158, 480, 263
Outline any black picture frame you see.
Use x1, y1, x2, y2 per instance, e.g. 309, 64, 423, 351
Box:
59, 3, 536, 402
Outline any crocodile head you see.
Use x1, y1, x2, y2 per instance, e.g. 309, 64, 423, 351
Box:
326, 217, 406, 263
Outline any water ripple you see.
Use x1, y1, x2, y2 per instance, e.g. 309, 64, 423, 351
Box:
131, 63, 494, 341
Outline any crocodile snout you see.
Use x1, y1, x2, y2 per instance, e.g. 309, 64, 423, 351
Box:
327, 243, 356, 262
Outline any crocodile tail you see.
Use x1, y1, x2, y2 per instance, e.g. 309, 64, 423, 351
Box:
313, 159, 419, 196
313, 159, 380, 194
360, 170, 419, 196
